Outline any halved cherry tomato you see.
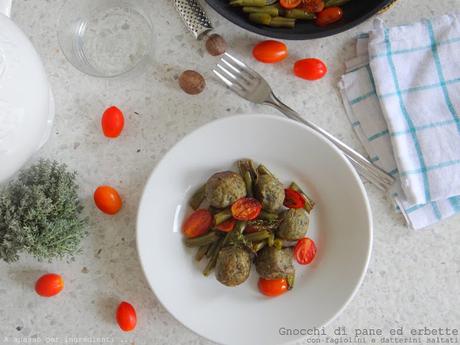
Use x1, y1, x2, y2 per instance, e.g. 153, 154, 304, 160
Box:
183, 209, 213, 238
231, 197, 262, 221
116, 301, 137, 332
284, 188, 306, 209
101, 106, 125, 138
35, 273, 64, 297
294, 237, 317, 265
258, 278, 288, 297
280, 0, 301, 9
315, 6, 343, 27
253, 40, 288, 64
301, 0, 324, 13
293, 58, 328, 80
215, 218, 236, 232
94, 185, 122, 215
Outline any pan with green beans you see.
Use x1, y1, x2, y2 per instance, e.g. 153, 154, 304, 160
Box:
182, 159, 318, 297
228, 0, 352, 29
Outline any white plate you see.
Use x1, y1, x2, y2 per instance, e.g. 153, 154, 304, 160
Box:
137, 114, 372, 345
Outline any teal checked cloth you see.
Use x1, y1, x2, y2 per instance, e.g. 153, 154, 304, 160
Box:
339, 15, 460, 229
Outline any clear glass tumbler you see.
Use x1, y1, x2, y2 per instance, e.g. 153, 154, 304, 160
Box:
58, 0, 154, 78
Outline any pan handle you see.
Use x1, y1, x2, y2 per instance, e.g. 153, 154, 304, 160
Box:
0, 0, 11, 17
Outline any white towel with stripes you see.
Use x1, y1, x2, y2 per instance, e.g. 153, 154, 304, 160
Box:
339, 15, 460, 230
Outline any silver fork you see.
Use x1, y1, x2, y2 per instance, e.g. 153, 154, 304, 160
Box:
213, 53, 395, 191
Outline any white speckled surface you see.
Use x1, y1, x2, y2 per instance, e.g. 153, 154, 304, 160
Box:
1, 0, 459, 344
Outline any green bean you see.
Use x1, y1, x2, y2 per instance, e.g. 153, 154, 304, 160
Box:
243, 170, 254, 197
230, 0, 266, 6
244, 229, 272, 242
203, 237, 225, 276
206, 237, 221, 258
234, 220, 247, 234
248, 12, 272, 25
248, 160, 258, 180
284, 9, 316, 20
195, 244, 210, 261
289, 182, 316, 213
243, 5, 279, 16
268, 17, 296, 29
259, 210, 279, 221
257, 164, 274, 177
267, 232, 275, 247
184, 232, 219, 247
287, 273, 295, 290
189, 185, 206, 210
213, 208, 232, 225
325, 0, 351, 7
252, 241, 266, 252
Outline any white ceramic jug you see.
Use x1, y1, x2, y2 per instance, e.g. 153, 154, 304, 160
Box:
0, 0, 55, 183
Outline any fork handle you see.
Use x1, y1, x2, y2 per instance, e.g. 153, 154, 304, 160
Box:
266, 93, 395, 191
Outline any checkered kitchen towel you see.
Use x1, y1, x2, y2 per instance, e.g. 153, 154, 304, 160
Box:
339, 14, 460, 230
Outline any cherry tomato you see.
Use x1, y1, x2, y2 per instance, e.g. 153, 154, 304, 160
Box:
183, 209, 213, 238
284, 189, 306, 209
116, 301, 137, 332
231, 198, 262, 221
315, 6, 343, 27
280, 0, 301, 9
258, 278, 288, 297
294, 237, 317, 265
293, 58, 328, 80
215, 218, 236, 232
253, 40, 288, 64
94, 185, 122, 215
101, 106, 125, 138
35, 273, 64, 297
301, 0, 324, 13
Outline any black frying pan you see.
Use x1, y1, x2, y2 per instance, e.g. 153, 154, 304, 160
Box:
205, 0, 394, 40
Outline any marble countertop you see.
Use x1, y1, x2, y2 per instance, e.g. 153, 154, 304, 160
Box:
1, 0, 459, 344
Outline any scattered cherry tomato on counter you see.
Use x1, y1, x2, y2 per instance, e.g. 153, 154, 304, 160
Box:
35, 273, 64, 297
301, 0, 325, 13
94, 185, 122, 215
101, 106, 124, 138
116, 301, 137, 332
215, 218, 236, 232
294, 237, 317, 265
315, 6, 343, 27
284, 189, 306, 209
293, 58, 328, 80
258, 278, 288, 297
253, 40, 288, 64
280, 0, 302, 9
231, 197, 262, 221
183, 209, 213, 238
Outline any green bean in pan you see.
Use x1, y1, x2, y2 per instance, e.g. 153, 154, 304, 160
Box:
249, 13, 296, 28
243, 5, 280, 16
230, 0, 267, 6
213, 208, 232, 225
189, 184, 206, 210
284, 9, 316, 20
184, 231, 219, 247
324, 0, 352, 7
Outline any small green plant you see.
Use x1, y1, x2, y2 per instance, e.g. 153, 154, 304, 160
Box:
0, 160, 87, 262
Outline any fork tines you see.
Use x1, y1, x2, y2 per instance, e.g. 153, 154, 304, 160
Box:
213, 53, 259, 92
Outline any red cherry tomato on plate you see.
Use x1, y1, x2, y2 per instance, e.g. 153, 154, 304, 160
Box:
94, 185, 122, 215
294, 237, 317, 265
315, 6, 343, 27
280, 0, 301, 9
101, 106, 125, 138
253, 40, 288, 64
293, 58, 328, 80
301, 0, 325, 13
215, 218, 236, 232
35, 273, 64, 297
284, 188, 306, 209
231, 197, 262, 221
258, 278, 288, 297
183, 209, 213, 238
116, 301, 137, 332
